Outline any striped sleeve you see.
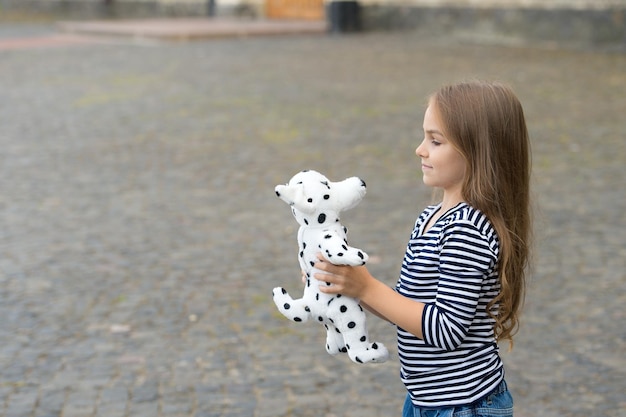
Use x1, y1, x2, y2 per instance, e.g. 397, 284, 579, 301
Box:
421, 219, 498, 351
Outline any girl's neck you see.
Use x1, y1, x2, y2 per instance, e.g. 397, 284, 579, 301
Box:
424, 192, 465, 234
439, 190, 465, 213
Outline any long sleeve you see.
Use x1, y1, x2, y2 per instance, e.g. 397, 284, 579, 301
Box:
421, 221, 498, 351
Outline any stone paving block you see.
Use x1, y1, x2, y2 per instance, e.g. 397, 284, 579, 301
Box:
63, 388, 99, 416
36, 389, 66, 415
131, 382, 160, 404
127, 401, 159, 416
95, 404, 127, 417
4, 390, 38, 417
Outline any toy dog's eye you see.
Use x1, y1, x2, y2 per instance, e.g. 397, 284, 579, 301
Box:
308, 198, 313, 203
324, 195, 330, 200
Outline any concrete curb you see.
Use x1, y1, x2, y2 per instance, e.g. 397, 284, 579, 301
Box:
57, 18, 327, 41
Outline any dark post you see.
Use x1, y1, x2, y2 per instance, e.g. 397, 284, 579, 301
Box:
207, 0, 216, 16
327, 1, 361, 34
102, 0, 115, 18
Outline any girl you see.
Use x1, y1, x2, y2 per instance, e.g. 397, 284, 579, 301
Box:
314, 81, 531, 417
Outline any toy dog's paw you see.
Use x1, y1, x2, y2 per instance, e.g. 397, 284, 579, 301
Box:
337, 248, 369, 266
325, 325, 345, 355
272, 287, 309, 323
350, 342, 389, 364
272, 286, 285, 299
272, 287, 290, 307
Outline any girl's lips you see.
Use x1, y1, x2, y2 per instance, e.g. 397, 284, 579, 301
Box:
422, 164, 433, 170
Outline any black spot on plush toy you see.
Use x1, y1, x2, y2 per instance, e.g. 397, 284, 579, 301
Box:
272, 170, 389, 364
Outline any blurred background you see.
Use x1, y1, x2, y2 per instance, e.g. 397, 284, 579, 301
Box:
0, 1, 625, 416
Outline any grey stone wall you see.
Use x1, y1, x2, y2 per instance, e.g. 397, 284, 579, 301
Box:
361, 5, 626, 46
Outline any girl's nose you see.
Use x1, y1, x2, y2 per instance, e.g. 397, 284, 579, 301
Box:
416, 139, 426, 158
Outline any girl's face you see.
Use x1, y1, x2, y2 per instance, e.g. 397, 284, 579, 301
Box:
416, 103, 466, 196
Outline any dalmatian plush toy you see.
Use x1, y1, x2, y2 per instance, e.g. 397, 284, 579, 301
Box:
272, 170, 389, 364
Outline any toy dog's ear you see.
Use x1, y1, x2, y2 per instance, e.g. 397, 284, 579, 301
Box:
333, 177, 367, 211
275, 183, 316, 214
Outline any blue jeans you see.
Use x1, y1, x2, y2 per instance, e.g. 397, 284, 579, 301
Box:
402, 380, 513, 417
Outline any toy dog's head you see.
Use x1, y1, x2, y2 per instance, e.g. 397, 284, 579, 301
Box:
275, 170, 366, 227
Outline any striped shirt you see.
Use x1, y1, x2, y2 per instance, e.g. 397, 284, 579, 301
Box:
396, 202, 504, 407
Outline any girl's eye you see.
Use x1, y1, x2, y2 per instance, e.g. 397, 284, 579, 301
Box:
431, 140, 441, 146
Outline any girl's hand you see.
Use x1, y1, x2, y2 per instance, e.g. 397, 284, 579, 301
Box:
313, 253, 372, 299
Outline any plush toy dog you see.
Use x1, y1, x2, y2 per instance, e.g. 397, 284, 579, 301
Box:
272, 170, 389, 364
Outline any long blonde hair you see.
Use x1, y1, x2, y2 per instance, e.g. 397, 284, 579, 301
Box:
430, 81, 532, 346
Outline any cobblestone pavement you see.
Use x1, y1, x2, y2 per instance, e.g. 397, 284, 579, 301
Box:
0, 23, 625, 417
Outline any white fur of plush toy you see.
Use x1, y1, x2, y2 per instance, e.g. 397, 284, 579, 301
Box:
272, 170, 389, 364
